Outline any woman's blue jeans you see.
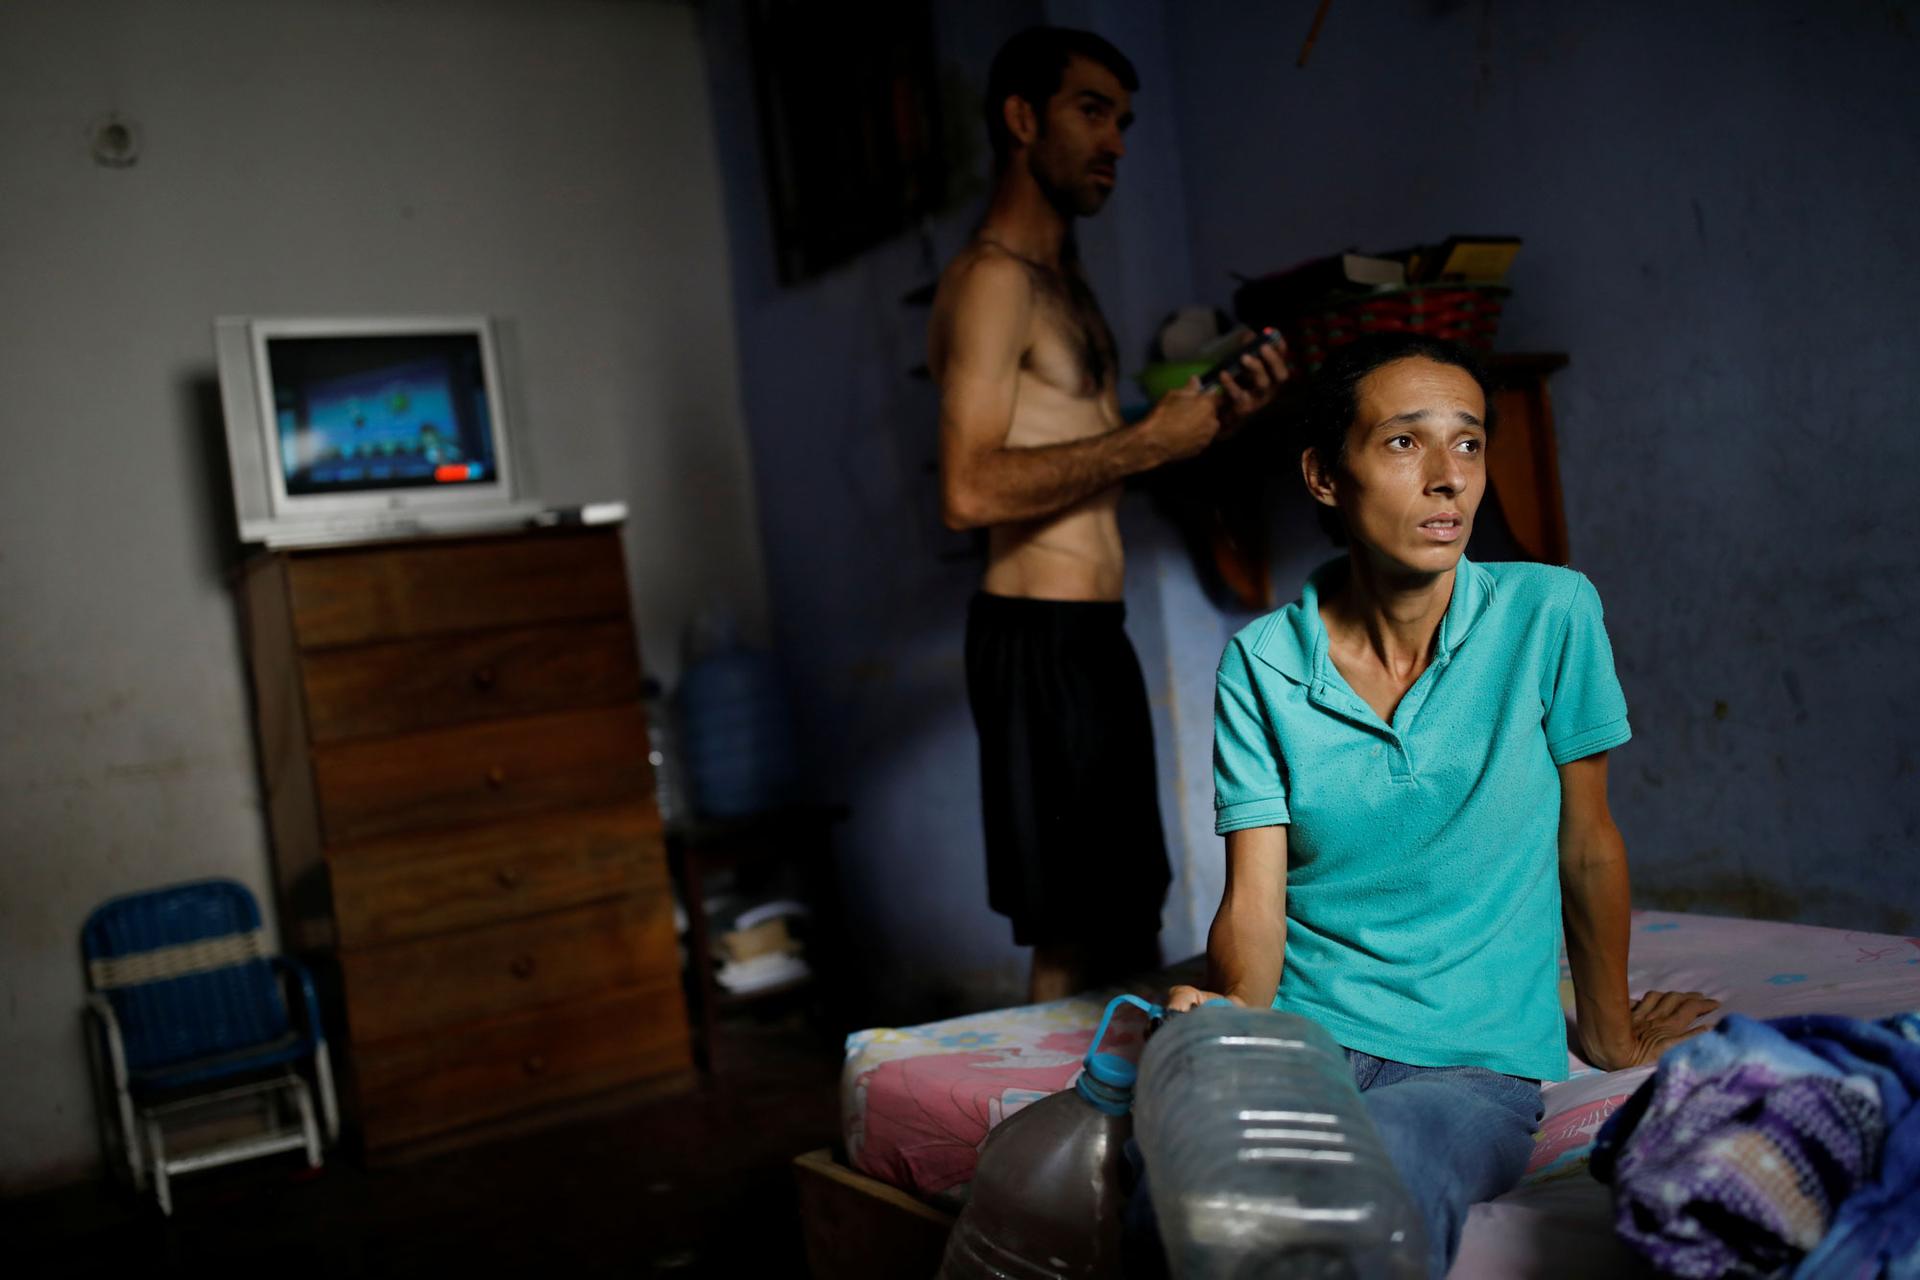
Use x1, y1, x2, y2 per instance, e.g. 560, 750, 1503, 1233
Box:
1124, 1050, 1544, 1279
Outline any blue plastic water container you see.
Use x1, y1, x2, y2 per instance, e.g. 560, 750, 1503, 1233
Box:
673, 648, 799, 818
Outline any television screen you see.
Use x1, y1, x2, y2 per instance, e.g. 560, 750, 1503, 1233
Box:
217, 315, 538, 548
265, 333, 498, 496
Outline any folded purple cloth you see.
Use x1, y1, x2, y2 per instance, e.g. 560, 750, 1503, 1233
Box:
1590, 1010, 1920, 1280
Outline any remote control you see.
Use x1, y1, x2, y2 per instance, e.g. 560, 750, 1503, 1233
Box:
1198, 326, 1285, 393
529, 501, 628, 528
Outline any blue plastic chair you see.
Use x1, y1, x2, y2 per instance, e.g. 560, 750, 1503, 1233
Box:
82, 879, 338, 1214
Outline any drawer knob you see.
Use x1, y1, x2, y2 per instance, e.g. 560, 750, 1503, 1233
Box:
510, 953, 537, 980
485, 765, 507, 789
472, 667, 497, 691
496, 866, 523, 890
523, 1054, 547, 1076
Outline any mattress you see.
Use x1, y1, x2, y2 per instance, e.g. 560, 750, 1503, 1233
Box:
841, 910, 1920, 1278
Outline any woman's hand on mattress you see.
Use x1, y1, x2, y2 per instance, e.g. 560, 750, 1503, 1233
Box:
1164, 985, 1246, 1013
1578, 988, 1722, 1071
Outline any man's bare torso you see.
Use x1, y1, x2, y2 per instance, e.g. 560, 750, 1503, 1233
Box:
930, 241, 1126, 602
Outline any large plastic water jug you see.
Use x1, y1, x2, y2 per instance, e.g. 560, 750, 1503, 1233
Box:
937, 995, 1156, 1279
1133, 1004, 1425, 1279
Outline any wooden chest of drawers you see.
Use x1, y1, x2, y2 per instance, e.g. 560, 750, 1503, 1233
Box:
239, 527, 693, 1157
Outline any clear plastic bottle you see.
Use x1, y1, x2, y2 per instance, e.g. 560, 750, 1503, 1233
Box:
1133, 1005, 1426, 1279
937, 995, 1155, 1280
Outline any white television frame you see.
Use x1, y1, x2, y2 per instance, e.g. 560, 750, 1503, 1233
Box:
215, 314, 536, 547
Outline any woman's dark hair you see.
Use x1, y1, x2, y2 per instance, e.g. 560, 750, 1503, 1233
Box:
984, 27, 1138, 168
1297, 332, 1496, 544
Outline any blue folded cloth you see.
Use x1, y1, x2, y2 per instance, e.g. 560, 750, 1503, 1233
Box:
1590, 1010, 1920, 1279
1793, 1011, 1920, 1278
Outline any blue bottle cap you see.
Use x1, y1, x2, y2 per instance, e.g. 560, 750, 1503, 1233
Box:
1086, 1051, 1137, 1090
1076, 1051, 1137, 1116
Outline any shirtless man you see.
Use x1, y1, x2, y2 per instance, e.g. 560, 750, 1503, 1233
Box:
930, 27, 1289, 1000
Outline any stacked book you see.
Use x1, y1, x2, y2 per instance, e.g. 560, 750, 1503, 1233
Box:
714, 901, 812, 994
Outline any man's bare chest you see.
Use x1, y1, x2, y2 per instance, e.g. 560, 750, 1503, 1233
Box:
1008, 321, 1119, 449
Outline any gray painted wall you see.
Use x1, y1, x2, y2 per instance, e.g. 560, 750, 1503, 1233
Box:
0, 0, 766, 1191
1162, 0, 1920, 934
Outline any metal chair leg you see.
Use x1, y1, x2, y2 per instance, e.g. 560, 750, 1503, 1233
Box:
97, 1007, 145, 1190
144, 1116, 171, 1217
313, 1043, 340, 1144
292, 1077, 322, 1169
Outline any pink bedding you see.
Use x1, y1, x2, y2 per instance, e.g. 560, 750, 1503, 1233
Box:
841, 910, 1920, 1277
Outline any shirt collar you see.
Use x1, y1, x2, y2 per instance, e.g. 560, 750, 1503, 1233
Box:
1253, 556, 1494, 686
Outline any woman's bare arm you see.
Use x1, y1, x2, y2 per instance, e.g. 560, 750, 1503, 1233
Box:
1559, 753, 1720, 1069
1168, 825, 1288, 1011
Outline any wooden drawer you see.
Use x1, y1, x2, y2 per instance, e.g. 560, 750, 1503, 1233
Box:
328, 804, 662, 947
340, 896, 677, 1044
301, 620, 642, 742
312, 706, 651, 845
285, 529, 630, 648
353, 984, 692, 1150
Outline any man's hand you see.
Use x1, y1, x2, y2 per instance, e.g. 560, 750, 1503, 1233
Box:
1575, 988, 1722, 1072
1164, 985, 1247, 1013
1139, 379, 1224, 464
1212, 332, 1291, 423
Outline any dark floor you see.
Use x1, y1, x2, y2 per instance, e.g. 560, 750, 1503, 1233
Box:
5, 1011, 843, 1279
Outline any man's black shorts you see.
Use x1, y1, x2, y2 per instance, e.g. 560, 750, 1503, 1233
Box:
964, 592, 1171, 947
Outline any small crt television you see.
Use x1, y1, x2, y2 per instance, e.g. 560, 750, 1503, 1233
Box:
215, 315, 539, 547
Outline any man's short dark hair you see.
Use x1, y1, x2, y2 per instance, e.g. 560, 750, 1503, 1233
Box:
1298, 333, 1496, 544
984, 27, 1139, 168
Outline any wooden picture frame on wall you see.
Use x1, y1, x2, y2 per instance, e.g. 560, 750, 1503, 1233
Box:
749, 0, 948, 284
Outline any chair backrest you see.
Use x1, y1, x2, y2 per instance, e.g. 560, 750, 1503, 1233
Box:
82, 879, 291, 1072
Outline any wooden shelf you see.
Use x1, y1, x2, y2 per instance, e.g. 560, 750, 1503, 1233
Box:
666, 806, 849, 1071
714, 974, 815, 1010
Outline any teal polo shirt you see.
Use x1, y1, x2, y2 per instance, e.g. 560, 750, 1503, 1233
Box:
1213, 557, 1630, 1081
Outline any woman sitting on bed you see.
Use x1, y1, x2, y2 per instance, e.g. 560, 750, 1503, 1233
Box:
1160, 332, 1720, 1278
